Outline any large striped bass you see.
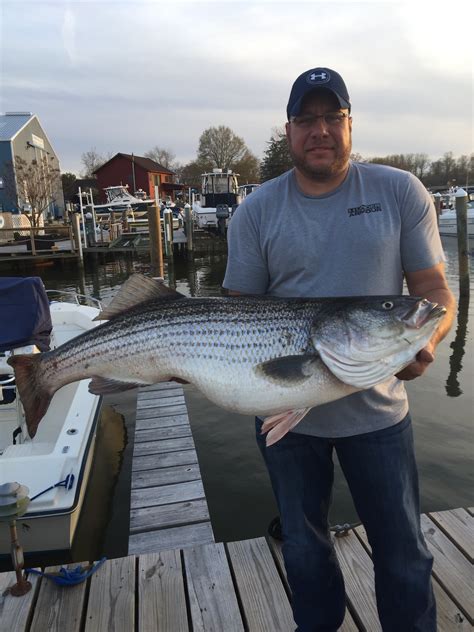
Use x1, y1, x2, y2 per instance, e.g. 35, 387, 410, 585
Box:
7, 275, 446, 445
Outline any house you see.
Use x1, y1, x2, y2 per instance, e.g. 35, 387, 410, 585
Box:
93, 153, 185, 203
0, 112, 65, 217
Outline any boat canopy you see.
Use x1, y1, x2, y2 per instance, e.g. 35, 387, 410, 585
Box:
0, 277, 52, 352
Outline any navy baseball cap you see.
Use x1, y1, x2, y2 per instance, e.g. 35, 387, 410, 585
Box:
287, 67, 351, 119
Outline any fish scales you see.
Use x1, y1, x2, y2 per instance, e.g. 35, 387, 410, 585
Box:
7, 282, 446, 442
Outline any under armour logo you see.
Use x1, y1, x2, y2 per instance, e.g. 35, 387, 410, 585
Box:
308, 71, 330, 84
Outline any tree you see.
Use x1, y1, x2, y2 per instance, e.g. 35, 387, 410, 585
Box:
144, 146, 176, 170
80, 148, 110, 177
232, 150, 260, 184
61, 172, 77, 202
197, 126, 247, 169
3, 155, 61, 227
260, 128, 293, 182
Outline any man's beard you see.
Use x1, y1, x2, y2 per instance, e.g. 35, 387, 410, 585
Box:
289, 142, 352, 181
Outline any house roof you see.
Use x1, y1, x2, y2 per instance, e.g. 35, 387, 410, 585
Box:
94, 152, 175, 175
0, 113, 34, 141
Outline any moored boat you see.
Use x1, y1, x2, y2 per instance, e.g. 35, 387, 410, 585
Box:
0, 277, 103, 555
192, 168, 241, 229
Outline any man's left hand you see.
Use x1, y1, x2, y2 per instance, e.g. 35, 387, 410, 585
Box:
396, 346, 435, 381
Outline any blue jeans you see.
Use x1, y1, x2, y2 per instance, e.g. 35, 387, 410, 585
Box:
256, 413, 436, 632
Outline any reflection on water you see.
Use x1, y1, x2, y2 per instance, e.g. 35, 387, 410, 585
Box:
446, 294, 470, 397
0, 237, 472, 558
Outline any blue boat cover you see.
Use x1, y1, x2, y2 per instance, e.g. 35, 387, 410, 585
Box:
0, 277, 52, 352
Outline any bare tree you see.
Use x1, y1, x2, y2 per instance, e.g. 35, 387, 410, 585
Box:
80, 148, 111, 177
144, 146, 177, 170
3, 155, 61, 227
197, 126, 247, 169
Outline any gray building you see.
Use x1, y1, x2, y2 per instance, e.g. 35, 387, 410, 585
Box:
0, 112, 65, 217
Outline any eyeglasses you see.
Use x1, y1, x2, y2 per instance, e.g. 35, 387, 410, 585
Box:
290, 112, 349, 129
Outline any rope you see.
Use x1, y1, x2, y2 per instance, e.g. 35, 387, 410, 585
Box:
26, 557, 107, 586
30, 474, 75, 502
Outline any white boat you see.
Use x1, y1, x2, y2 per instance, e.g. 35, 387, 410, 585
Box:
0, 278, 103, 554
92, 185, 155, 215
192, 169, 241, 229
438, 201, 474, 238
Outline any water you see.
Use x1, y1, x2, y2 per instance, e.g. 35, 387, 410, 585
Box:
0, 238, 472, 566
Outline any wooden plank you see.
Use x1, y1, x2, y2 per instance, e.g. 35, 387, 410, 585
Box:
268, 538, 359, 632
421, 514, 474, 623
132, 463, 202, 488
132, 449, 198, 472
138, 551, 188, 632
333, 532, 381, 631
138, 390, 184, 401
137, 395, 186, 409
139, 382, 183, 393
0, 569, 40, 632
134, 425, 192, 443
184, 542, 244, 631
131, 498, 210, 532
85, 556, 135, 632
129, 522, 214, 555
131, 480, 206, 509
136, 414, 190, 430
133, 436, 195, 456
30, 564, 87, 632
429, 508, 474, 562
227, 538, 295, 631
354, 524, 473, 631
432, 577, 474, 632
137, 404, 189, 417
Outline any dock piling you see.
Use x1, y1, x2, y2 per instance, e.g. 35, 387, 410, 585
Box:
71, 212, 83, 264
147, 205, 164, 277
455, 188, 470, 297
184, 203, 194, 252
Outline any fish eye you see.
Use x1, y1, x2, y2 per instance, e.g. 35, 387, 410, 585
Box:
382, 301, 394, 310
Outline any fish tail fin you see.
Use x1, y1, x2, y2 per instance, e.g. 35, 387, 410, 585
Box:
262, 408, 312, 446
7, 354, 54, 438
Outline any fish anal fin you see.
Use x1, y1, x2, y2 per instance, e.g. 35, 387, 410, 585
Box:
88, 376, 144, 394
256, 354, 320, 385
94, 274, 185, 321
261, 408, 312, 446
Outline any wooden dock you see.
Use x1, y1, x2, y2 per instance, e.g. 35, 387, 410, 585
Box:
128, 383, 215, 555
1, 384, 472, 630
0, 507, 472, 631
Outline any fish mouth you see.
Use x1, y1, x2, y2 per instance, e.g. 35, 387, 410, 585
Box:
402, 299, 446, 329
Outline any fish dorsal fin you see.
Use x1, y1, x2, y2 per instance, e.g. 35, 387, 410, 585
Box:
94, 274, 185, 321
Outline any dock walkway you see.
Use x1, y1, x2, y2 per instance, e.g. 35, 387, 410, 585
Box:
128, 383, 214, 555
0, 507, 472, 631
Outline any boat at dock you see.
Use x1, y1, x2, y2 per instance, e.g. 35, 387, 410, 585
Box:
92, 185, 155, 215
192, 169, 241, 229
0, 277, 103, 555
438, 200, 474, 238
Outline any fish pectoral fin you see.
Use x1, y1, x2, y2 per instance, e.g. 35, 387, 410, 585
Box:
256, 354, 320, 385
261, 408, 312, 446
89, 376, 144, 394
94, 274, 185, 321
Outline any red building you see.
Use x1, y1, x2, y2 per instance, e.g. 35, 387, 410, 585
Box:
93, 153, 183, 203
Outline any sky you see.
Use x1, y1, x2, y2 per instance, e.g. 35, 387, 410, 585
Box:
1, 0, 472, 176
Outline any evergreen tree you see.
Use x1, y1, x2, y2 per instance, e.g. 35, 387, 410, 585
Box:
260, 129, 292, 182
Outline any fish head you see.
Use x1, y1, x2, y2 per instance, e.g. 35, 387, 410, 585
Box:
311, 296, 446, 388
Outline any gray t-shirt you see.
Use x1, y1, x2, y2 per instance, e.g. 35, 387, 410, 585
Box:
223, 162, 445, 437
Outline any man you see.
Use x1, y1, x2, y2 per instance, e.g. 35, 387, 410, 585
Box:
223, 67, 455, 631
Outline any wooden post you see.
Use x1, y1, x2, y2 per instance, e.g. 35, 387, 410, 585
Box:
455, 188, 470, 297
147, 205, 164, 277
163, 208, 173, 257
433, 192, 441, 225
184, 203, 194, 252
71, 212, 84, 264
